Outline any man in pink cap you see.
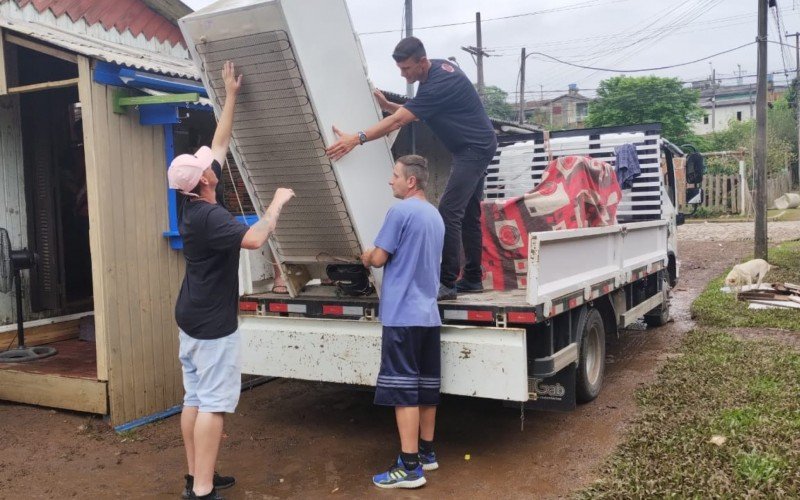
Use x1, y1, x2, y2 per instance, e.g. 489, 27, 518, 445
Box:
169, 61, 295, 500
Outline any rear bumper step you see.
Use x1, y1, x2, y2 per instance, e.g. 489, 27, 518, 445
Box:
239, 315, 530, 402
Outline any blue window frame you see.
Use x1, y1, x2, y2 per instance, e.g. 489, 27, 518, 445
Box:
93, 61, 255, 249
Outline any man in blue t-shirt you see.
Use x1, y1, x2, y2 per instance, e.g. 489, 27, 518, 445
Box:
327, 37, 497, 300
361, 155, 445, 489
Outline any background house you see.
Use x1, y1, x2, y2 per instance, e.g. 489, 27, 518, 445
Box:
520, 84, 592, 129
691, 77, 788, 134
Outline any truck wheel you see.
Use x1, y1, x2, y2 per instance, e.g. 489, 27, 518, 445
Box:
644, 302, 670, 327
644, 278, 671, 327
576, 308, 605, 403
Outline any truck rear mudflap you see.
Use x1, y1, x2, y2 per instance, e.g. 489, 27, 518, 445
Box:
240, 316, 529, 402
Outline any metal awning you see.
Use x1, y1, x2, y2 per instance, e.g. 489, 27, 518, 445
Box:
0, 16, 199, 79
92, 61, 211, 125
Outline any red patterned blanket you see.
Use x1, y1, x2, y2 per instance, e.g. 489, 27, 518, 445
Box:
480, 155, 622, 291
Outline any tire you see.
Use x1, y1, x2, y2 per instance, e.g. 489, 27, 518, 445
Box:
644, 302, 670, 327
576, 308, 606, 403
644, 278, 671, 328
667, 253, 678, 288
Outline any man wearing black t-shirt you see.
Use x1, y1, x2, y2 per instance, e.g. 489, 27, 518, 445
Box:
168, 61, 295, 500
326, 37, 497, 301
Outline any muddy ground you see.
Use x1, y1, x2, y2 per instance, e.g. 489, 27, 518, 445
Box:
1, 223, 798, 499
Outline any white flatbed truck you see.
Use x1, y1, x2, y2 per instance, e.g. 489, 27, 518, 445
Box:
236, 124, 683, 411
179, 0, 684, 412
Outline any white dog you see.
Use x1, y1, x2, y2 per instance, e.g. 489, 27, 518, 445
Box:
724, 258, 773, 290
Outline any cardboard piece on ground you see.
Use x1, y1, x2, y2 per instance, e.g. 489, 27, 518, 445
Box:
720, 283, 774, 294
748, 300, 800, 310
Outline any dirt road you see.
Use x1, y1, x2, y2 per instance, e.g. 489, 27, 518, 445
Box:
1, 225, 795, 499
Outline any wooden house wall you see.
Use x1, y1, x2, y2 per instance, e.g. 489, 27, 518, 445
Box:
0, 93, 56, 325
78, 56, 184, 425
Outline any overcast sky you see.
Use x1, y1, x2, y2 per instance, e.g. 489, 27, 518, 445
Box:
183, 0, 800, 102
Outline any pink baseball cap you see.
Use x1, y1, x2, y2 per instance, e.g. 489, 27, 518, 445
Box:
168, 146, 215, 196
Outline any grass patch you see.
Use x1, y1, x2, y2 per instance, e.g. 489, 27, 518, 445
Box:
579, 330, 800, 498
690, 240, 800, 331
770, 207, 800, 222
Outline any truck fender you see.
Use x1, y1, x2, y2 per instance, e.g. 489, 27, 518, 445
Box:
570, 305, 589, 345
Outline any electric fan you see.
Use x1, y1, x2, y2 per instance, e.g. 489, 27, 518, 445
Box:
0, 227, 57, 362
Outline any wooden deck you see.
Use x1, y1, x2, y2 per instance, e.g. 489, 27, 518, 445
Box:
0, 338, 97, 379
0, 338, 107, 414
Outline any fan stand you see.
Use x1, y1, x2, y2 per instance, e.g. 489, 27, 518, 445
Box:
0, 266, 57, 363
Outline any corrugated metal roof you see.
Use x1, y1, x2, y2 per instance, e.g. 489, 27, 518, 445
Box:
15, 0, 186, 47
0, 16, 199, 78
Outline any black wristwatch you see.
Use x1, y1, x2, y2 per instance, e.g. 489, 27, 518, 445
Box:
357, 131, 368, 145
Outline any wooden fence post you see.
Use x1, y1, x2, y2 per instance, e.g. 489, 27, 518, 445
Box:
739, 160, 746, 216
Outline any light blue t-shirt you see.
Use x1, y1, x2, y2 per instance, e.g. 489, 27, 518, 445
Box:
374, 197, 445, 327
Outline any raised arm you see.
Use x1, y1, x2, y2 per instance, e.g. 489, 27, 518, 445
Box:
241, 188, 295, 250
211, 61, 243, 165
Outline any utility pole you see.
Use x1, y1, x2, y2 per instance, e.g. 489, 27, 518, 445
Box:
711, 68, 716, 132
404, 0, 415, 153
788, 31, 800, 187
518, 47, 526, 124
461, 12, 490, 101
476, 12, 484, 99
405, 0, 414, 99
754, 0, 768, 260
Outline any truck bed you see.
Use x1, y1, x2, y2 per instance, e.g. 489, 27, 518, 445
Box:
242, 284, 533, 325
246, 284, 529, 307
240, 220, 670, 327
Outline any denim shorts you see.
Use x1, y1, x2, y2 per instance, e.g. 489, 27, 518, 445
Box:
179, 329, 242, 413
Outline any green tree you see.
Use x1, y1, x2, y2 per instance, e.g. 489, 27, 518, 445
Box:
585, 76, 703, 142
482, 85, 515, 121
786, 78, 797, 110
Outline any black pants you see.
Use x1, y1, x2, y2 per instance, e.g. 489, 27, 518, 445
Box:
438, 146, 496, 288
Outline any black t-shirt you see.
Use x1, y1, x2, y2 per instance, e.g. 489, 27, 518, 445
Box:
403, 59, 497, 155
175, 199, 249, 340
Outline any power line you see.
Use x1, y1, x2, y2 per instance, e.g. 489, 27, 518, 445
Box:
483, 12, 771, 52
577, 0, 726, 85
537, 0, 719, 91
771, 0, 792, 77
357, 0, 630, 35
517, 41, 754, 74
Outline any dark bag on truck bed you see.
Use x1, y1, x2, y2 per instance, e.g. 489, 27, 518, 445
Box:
326, 264, 374, 297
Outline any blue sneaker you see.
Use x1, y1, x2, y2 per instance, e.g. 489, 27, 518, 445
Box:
419, 450, 439, 471
372, 456, 426, 489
